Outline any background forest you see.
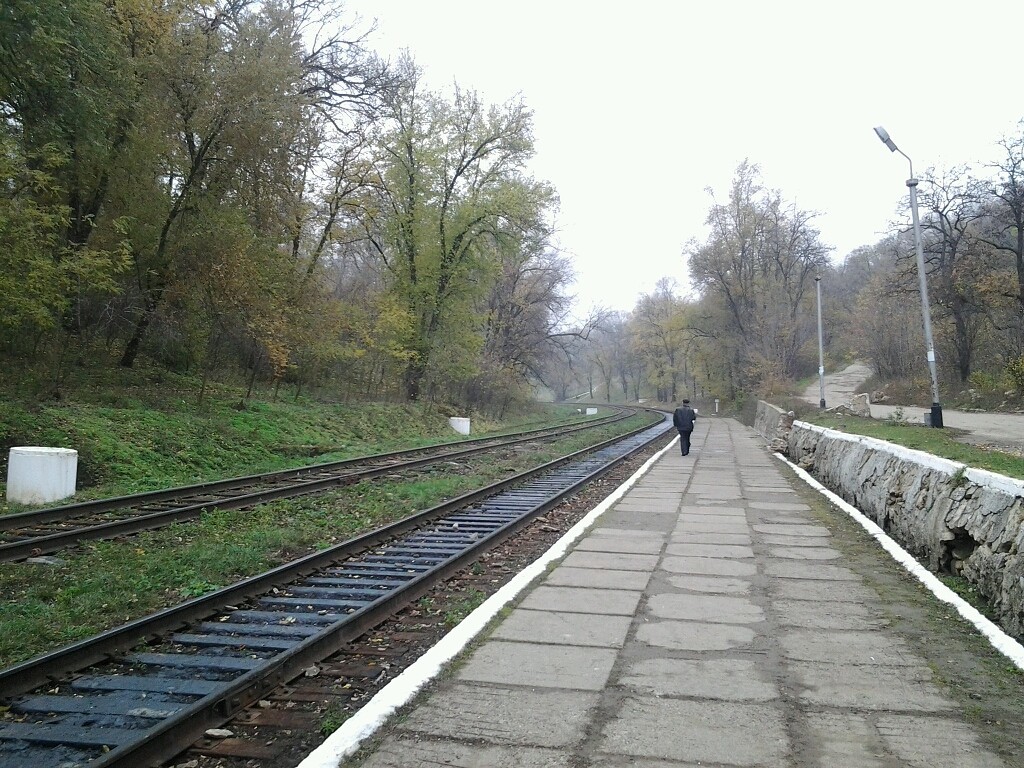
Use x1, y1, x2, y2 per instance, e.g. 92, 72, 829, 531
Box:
3, 0, 1024, 416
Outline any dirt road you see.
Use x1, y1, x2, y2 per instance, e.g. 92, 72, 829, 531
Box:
802, 362, 1024, 454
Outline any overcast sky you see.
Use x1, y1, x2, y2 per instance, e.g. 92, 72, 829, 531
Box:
343, 0, 1024, 314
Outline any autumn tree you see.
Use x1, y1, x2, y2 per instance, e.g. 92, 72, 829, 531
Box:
363, 59, 556, 400
466, 224, 583, 411
918, 166, 990, 382
0, 0, 152, 343
847, 238, 922, 380
976, 122, 1024, 363
629, 279, 692, 403
687, 161, 830, 391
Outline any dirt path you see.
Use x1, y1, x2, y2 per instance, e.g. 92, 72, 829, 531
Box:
801, 362, 1024, 454
801, 362, 872, 407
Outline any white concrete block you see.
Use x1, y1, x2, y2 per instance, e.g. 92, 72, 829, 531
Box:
586, 407, 598, 416
449, 417, 471, 435
6, 447, 78, 505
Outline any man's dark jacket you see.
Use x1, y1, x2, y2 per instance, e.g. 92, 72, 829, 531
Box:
673, 405, 696, 431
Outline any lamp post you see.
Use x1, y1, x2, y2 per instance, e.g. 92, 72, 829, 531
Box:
815, 276, 825, 409
872, 126, 944, 428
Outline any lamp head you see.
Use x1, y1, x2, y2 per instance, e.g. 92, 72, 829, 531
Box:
873, 126, 899, 153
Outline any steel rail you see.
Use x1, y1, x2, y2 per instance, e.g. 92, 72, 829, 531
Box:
0, 409, 638, 562
0, 414, 673, 768
0, 413, 664, 696
0, 409, 633, 528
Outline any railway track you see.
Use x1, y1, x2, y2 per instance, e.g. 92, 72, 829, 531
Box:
0, 409, 636, 563
0, 411, 673, 768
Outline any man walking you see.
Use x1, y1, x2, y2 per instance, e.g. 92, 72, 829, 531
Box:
672, 399, 697, 456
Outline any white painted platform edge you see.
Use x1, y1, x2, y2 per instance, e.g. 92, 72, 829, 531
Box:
776, 452, 1024, 671
295, 436, 680, 768
794, 421, 1024, 496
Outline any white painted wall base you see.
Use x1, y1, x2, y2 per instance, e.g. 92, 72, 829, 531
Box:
6, 447, 78, 505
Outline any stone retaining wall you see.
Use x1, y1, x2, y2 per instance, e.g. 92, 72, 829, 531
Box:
753, 401, 794, 451
787, 420, 1024, 640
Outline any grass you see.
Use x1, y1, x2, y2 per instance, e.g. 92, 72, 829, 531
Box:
0, 375, 594, 509
0, 412, 654, 667
319, 702, 351, 736
442, 589, 487, 628
801, 412, 1024, 480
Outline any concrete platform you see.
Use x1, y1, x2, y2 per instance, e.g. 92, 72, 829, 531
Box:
322, 418, 1017, 768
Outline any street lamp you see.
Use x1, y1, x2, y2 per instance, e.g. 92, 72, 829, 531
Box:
815, 276, 825, 409
873, 126, 944, 428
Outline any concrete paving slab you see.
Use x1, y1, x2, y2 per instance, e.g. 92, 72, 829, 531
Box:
611, 501, 681, 514
661, 556, 757, 577
622, 485, 685, 496
492, 609, 632, 647
754, 523, 831, 536
590, 757, 705, 768
673, 519, 751, 534
760, 534, 832, 547
764, 561, 860, 580
620, 657, 779, 701
544, 567, 652, 590
772, 598, 887, 630
679, 504, 746, 515
665, 543, 755, 558
780, 629, 921, 666
770, 578, 880, 602
598, 698, 789, 766
688, 473, 735, 483
597, 510, 679, 531
560, 551, 660, 571
748, 501, 811, 511
665, 575, 753, 594
636, 620, 756, 651
792, 660, 955, 711
670, 531, 752, 545
769, 546, 841, 560
687, 487, 743, 499
575, 537, 664, 554
613, 491, 683, 501
519, 586, 642, 615
676, 516, 750, 532
804, 712, 889, 768
616, 490, 684, 499
590, 527, 667, 539
396, 683, 598, 746
876, 715, 1007, 767
457, 641, 617, 689
646, 593, 764, 624
359, 738, 574, 768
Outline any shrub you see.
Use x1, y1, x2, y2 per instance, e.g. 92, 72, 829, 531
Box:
1006, 356, 1024, 394
968, 370, 1006, 394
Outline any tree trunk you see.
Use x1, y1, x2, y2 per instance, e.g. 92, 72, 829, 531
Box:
120, 306, 155, 367
404, 358, 426, 401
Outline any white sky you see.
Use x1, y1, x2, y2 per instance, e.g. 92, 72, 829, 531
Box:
342, 0, 1024, 314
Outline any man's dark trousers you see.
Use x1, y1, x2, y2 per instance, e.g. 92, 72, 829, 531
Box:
672, 404, 697, 456
679, 429, 692, 456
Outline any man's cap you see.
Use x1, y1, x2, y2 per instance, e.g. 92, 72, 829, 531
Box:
682, 399, 690, 404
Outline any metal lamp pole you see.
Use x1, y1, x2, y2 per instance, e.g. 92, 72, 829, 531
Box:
873, 126, 944, 428
815, 276, 825, 409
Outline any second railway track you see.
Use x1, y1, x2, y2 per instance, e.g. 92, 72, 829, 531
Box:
0, 409, 637, 563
